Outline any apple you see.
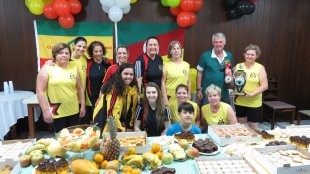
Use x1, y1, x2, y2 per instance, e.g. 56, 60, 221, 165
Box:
162, 152, 174, 164
31, 153, 44, 166
178, 139, 189, 149
187, 147, 200, 159
19, 155, 32, 167
47, 141, 66, 157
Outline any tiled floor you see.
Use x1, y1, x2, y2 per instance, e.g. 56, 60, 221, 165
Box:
24, 120, 310, 140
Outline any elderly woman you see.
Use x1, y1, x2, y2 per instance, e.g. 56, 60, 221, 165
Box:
86, 41, 110, 107
102, 45, 129, 84
234, 44, 268, 130
36, 43, 85, 133
161, 40, 191, 105
201, 84, 237, 129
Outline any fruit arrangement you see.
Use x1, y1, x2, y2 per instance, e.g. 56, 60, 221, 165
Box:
58, 126, 100, 152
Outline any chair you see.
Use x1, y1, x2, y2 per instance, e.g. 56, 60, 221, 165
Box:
297, 110, 310, 125
262, 77, 296, 129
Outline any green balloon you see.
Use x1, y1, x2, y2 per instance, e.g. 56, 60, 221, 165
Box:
28, 0, 44, 15
161, 0, 169, 7
25, 0, 31, 8
167, 0, 180, 8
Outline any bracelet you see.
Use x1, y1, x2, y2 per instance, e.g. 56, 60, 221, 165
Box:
196, 88, 201, 91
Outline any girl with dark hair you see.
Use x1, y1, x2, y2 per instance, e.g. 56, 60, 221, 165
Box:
93, 63, 138, 132
133, 82, 171, 136
86, 41, 110, 107
36, 43, 85, 133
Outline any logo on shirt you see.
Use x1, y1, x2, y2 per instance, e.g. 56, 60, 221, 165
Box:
218, 118, 225, 125
48, 98, 61, 116
82, 64, 86, 72
250, 72, 257, 78
70, 73, 76, 80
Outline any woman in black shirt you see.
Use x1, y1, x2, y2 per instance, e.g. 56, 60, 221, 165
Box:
133, 82, 171, 136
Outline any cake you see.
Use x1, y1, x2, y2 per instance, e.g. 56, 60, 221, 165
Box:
35, 158, 69, 174
151, 167, 176, 174
174, 131, 195, 142
192, 138, 218, 153
265, 140, 287, 146
260, 130, 275, 140
289, 135, 310, 148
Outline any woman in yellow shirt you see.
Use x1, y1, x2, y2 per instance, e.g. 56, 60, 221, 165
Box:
36, 43, 85, 133
161, 41, 191, 105
201, 84, 237, 130
234, 44, 268, 130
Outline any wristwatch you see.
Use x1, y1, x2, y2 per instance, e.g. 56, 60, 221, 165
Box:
196, 88, 201, 91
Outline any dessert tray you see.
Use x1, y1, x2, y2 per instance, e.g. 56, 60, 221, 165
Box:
150, 135, 174, 149
173, 133, 199, 143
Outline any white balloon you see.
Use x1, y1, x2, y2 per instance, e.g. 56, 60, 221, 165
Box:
102, 5, 110, 14
115, 0, 130, 8
108, 6, 123, 22
100, 0, 115, 8
122, 5, 131, 14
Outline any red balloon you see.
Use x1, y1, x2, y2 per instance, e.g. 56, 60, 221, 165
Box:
180, 0, 195, 12
170, 6, 182, 16
194, 0, 203, 12
68, 0, 82, 14
177, 12, 192, 28
58, 14, 75, 28
188, 12, 197, 26
53, 0, 70, 16
43, 4, 58, 19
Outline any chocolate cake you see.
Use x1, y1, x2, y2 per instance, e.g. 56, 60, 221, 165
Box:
174, 131, 195, 142
36, 157, 69, 174
151, 167, 176, 174
290, 135, 310, 148
192, 138, 218, 153
265, 140, 287, 146
259, 130, 275, 140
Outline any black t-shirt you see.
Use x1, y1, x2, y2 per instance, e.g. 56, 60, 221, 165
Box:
134, 54, 163, 88
134, 104, 170, 137
88, 61, 110, 106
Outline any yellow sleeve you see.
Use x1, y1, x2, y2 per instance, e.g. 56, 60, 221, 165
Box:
103, 94, 125, 132
129, 86, 138, 127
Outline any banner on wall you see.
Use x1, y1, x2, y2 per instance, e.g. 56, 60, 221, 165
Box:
34, 20, 113, 71
117, 22, 184, 63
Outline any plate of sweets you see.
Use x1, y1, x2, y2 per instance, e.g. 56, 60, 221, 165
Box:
150, 135, 174, 149
192, 138, 220, 156
173, 131, 199, 143
32, 157, 70, 174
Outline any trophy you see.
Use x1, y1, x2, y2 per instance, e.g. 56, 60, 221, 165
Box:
233, 69, 246, 96
224, 62, 233, 84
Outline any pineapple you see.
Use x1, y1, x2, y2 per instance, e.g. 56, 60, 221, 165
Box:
102, 116, 120, 161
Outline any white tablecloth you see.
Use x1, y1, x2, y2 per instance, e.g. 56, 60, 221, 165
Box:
0, 91, 34, 140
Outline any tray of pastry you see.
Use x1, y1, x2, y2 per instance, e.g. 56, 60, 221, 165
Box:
252, 144, 310, 174
195, 156, 259, 174
208, 124, 261, 146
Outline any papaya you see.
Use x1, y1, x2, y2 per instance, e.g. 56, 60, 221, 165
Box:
71, 159, 100, 174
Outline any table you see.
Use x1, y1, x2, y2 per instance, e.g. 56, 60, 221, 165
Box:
0, 91, 34, 140
22, 94, 41, 138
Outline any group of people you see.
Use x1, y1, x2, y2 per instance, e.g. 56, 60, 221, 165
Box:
36, 32, 268, 137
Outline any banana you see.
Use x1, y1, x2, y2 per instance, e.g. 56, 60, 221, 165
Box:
144, 153, 161, 169
123, 155, 142, 162
36, 138, 53, 147
25, 144, 45, 155
127, 156, 144, 169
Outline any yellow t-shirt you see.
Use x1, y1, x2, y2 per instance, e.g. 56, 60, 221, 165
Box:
201, 102, 230, 126
235, 62, 263, 107
46, 63, 79, 119
164, 60, 190, 99
71, 55, 92, 106
168, 100, 199, 124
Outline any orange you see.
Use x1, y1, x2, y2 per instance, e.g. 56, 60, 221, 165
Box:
112, 159, 120, 167
121, 165, 133, 173
130, 168, 141, 174
100, 160, 108, 169
121, 154, 128, 160
151, 144, 161, 153
156, 151, 163, 160
93, 153, 104, 163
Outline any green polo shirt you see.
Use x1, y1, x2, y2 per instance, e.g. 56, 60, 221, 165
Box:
197, 49, 234, 99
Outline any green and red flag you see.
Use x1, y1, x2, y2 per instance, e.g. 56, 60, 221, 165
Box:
35, 20, 113, 70
117, 22, 184, 63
